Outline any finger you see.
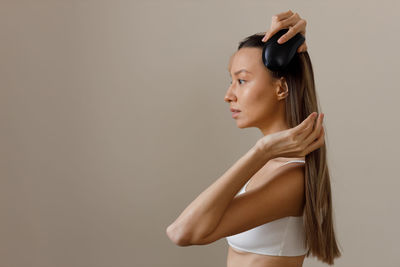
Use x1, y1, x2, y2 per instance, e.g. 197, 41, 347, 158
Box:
293, 112, 317, 133
297, 112, 318, 138
302, 43, 308, 52
262, 10, 295, 42
300, 43, 308, 53
262, 31, 272, 42
274, 10, 294, 21
303, 126, 325, 155
297, 42, 307, 53
277, 19, 306, 44
263, 14, 298, 43
297, 44, 303, 53
297, 113, 321, 145
304, 113, 324, 145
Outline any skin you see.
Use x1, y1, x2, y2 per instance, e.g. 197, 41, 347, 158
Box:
166, 10, 323, 267
166, 48, 324, 265
263, 10, 308, 53
166, 46, 324, 267
224, 47, 307, 267
225, 47, 290, 136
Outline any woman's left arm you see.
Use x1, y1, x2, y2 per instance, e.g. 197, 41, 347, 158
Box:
166, 112, 321, 246
166, 143, 271, 246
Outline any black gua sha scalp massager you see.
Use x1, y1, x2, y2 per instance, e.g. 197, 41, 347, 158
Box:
262, 28, 305, 71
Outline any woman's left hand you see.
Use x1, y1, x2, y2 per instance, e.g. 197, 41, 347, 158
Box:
256, 112, 325, 159
262, 10, 308, 53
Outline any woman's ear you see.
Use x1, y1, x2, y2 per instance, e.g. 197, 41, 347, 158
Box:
275, 77, 289, 100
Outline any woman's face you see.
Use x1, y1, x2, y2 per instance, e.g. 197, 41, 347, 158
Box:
225, 47, 288, 132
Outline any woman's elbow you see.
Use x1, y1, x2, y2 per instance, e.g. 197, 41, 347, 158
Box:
166, 224, 192, 246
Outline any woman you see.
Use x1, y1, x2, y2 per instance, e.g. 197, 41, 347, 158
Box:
166, 10, 342, 267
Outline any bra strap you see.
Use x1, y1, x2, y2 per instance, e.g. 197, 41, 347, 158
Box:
282, 160, 305, 166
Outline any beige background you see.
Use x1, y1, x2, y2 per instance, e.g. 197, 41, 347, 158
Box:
1, 0, 399, 266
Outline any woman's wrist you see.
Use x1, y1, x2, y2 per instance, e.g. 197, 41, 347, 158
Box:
253, 139, 274, 162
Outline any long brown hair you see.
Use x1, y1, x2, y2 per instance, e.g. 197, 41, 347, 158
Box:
237, 32, 342, 265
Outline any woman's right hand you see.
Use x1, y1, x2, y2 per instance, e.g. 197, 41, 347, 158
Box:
255, 112, 324, 159
261, 10, 308, 53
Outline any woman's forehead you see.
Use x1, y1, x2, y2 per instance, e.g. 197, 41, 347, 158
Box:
228, 48, 262, 74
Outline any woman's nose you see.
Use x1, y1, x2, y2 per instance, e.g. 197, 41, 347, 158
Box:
224, 85, 237, 103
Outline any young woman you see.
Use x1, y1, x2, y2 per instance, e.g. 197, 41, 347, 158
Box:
166, 10, 342, 267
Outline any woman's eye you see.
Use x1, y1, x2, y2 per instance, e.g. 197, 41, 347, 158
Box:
229, 79, 245, 85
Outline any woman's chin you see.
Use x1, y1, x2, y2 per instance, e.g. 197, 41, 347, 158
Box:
236, 120, 249, 129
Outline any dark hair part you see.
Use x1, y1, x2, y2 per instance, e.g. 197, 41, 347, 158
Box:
237, 32, 342, 265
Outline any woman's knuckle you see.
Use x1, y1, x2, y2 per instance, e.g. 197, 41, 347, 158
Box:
290, 139, 297, 145
296, 142, 302, 150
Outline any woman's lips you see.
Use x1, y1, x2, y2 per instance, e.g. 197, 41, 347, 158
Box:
232, 111, 240, 118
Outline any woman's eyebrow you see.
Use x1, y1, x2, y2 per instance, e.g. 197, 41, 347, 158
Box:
227, 69, 252, 76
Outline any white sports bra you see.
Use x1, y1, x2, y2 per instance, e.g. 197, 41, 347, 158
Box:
226, 159, 309, 256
